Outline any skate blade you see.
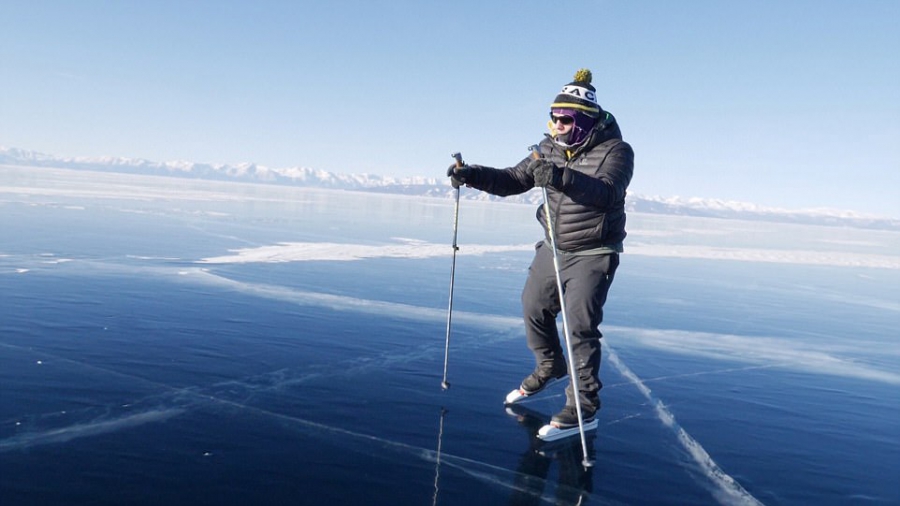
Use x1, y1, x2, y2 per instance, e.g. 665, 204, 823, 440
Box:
536, 418, 598, 442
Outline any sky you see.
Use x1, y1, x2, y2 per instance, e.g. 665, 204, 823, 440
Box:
2, 0, 898, 217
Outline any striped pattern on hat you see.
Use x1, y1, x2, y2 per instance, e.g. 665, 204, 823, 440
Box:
550, 68, 601, 117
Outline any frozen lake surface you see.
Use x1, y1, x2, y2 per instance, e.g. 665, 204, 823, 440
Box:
1, 167, 898, 505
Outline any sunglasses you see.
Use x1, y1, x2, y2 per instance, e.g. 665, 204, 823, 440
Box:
550, 114, 575, 125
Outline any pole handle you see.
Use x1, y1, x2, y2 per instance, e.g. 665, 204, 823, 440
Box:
528, 144, 542, 160
451, 152, 464, 171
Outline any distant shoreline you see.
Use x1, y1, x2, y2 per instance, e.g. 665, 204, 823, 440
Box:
2, 159, 898, 232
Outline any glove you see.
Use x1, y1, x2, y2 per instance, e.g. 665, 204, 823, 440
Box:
526, 158, 562, 188
447, 164, 479, 189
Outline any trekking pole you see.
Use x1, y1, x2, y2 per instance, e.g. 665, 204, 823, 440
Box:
529, 145, 594, 468
441, 152, 464, 390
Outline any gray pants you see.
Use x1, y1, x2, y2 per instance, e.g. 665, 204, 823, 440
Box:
521, 241, 619, 410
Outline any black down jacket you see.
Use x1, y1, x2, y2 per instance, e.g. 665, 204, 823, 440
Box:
469, 113, 634, 252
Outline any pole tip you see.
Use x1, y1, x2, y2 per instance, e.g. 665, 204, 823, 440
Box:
582, 459, 594, 468
441, 381, 451, 390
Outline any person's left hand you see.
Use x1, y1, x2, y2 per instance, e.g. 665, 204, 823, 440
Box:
526, 158, 562, 188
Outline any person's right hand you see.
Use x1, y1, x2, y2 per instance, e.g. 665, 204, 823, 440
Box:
526, 158, 562, 188
446, 164, 479, 188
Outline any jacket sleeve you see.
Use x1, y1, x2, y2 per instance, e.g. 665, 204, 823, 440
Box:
558, 142, 634, 210
468, 155, 535, 197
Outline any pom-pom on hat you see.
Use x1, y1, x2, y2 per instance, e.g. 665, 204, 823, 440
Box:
551, 68, 602, 118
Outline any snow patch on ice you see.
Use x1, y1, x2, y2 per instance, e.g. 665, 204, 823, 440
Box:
608, 326, 900, 385
183, 269, 521, 330
41, 258, 73, 264
126, 255, 182, 261
197, 240, 534, 264
197, 239, 900, 269
626, 243, 900, 269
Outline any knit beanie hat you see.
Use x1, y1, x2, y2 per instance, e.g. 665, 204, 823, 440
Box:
550, 69, 602, 118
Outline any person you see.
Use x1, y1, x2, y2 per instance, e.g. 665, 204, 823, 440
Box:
446, 68, 634, 428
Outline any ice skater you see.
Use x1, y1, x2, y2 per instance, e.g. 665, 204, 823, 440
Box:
446, 68, 634, 431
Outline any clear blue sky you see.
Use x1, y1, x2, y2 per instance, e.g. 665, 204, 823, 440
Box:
2, 1, 898, 216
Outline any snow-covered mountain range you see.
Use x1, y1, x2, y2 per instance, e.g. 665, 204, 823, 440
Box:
2, 146, 897, 231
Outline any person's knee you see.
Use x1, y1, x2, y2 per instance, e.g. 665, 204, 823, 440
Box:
521, 285, 553, 320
